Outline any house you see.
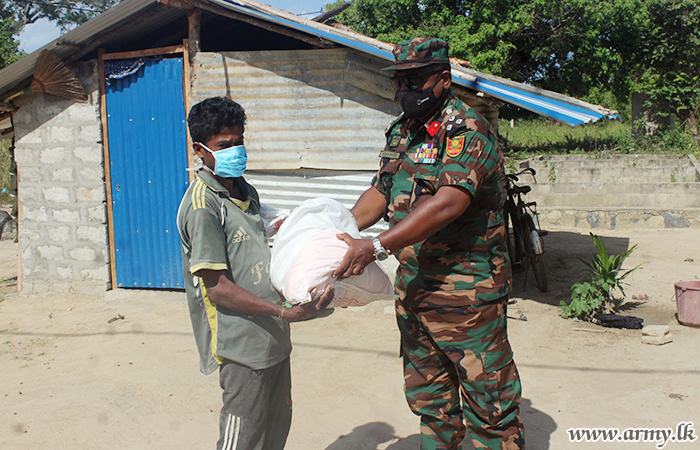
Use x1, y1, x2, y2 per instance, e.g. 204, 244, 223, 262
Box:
0, 0, 619, 294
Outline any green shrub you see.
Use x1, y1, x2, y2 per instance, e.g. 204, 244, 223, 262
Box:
559, 233, 644, 321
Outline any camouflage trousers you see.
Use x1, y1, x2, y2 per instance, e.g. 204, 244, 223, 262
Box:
396, 297, 524, 450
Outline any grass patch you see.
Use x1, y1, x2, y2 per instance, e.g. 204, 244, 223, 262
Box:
501, 118, 699, 159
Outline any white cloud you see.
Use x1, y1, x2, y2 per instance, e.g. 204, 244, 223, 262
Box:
18, 18, 62, 54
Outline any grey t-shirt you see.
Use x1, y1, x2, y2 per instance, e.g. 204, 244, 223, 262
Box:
177, 171, 291, 374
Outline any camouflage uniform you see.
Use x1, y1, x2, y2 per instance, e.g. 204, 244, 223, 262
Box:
373, 38, 524, 450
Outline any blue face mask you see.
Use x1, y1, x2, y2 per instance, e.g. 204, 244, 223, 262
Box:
199, 143, 247, 178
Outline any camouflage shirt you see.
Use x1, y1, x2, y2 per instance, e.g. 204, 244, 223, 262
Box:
372, 91, 511, 308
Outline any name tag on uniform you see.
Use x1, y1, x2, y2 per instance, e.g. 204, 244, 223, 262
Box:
379, 150, 401, 159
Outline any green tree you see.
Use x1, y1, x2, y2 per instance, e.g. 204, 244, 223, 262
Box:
1, 3, 23, 69
637, 0, 700, 145
10, 1, 121, 32
331, 0, 645, 110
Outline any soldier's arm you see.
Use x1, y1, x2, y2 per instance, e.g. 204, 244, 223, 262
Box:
350, 186, 386, 231
333, 185, 471, 279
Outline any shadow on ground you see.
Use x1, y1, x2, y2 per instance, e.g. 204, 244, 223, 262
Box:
322, 398, 555, 450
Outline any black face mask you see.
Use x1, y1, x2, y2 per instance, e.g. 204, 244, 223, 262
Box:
398, 77, 442, 119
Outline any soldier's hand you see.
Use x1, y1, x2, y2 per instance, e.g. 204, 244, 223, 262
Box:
332, 234, 375, 280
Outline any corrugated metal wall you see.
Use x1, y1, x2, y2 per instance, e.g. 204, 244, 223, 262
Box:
244, 170, 389, 238
106, 57, 189, 288
192, 48, 401, 171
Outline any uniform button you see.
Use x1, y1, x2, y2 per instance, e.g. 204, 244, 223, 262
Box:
467, 179, 473, 185
454, 175, 460, 181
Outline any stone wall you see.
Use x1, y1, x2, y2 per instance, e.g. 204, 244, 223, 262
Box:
13, 60, 110, 294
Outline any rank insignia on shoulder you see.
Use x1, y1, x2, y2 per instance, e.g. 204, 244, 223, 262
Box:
389, 135, 401, 147
379, 150, 401, 159
456, 118, 463, 125
426, 121, 441, 137
446, 136, 465, 158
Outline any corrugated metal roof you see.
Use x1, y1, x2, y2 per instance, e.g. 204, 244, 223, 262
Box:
0, 0, 619, 126
0, 0, 167, 98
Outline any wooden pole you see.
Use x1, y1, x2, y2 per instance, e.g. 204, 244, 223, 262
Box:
187, 9, 201, 67
98, 49, 119, 289
182, 39, 195, 183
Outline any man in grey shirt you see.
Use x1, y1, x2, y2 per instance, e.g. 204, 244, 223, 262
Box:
177, 97, 333, 450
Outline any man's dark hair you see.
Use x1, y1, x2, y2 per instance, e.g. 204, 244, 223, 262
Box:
188, 97, 247, 144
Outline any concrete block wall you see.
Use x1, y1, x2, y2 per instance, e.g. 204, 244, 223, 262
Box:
513, 155, 700, 230
13, 60, 110, 294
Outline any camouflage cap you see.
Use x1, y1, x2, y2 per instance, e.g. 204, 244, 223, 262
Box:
383, 37, 450, 71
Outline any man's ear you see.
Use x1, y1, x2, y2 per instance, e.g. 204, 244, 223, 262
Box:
193, 142, 205, 159
441, 71, 452, 90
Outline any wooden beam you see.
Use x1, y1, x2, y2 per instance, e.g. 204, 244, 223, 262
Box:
102, 44, 184, 61
65, 3, 171, 65
174, 0, 336, 49
97, 49, 119, 289
182, 39, 196, 184
187, 9, 201, 66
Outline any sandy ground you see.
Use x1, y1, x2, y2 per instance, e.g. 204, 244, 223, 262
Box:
1, 226, 699, 450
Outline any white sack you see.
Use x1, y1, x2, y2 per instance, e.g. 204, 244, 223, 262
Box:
270, 198, 396, 307
259, 203, 288, 238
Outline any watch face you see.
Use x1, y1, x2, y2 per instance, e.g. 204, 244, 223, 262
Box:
376, 251, 389, 261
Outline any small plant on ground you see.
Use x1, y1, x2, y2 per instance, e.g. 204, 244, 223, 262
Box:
559, 233, 643, 321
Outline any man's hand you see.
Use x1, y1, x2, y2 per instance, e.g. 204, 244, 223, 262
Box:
332, 234, 376, 280
283, 284, 334, 322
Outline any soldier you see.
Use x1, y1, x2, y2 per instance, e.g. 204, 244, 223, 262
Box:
177, 97, 333, 450
333, 38, 524, 450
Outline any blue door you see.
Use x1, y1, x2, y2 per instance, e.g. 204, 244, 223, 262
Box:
105, 58, 189, 288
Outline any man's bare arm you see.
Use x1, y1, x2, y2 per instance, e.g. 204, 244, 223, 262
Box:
200, 270, 333, 322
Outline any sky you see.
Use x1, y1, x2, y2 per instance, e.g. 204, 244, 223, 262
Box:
18, 0, 331, 54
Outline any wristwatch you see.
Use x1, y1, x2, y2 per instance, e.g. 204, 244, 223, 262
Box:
372, 237, 390, 261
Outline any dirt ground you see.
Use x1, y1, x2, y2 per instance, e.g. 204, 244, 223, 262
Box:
1, 225, 699, 450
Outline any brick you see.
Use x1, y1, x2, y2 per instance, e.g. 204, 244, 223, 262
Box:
23, 206, 49, 222
12, 110, 32, 124
79, 167, 104, 182
19, 227, 42, 241
48, 226, 71, 242
56, 267, 73, 279
77, 225, 106, 243
16, 128, 43, 144
80, 266, 109, 281
53, 209, 81, 223
69, 105, 98, 122
43, 187, 71, 203
37, 245, 64, 261
51, 167, 74, 182
40, 147, 66, 165
14, 147, 39, 165
18, 186, 40, 203
18, 166, 45, 182
75, 187, 105, 203
50, 126, 74, 143
73, 146, 102, 163
79, 125, 102, 143
87, 205, 106, 222
69, 247, 96, 261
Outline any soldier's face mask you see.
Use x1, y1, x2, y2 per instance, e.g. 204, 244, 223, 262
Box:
397, 75, 443, 119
